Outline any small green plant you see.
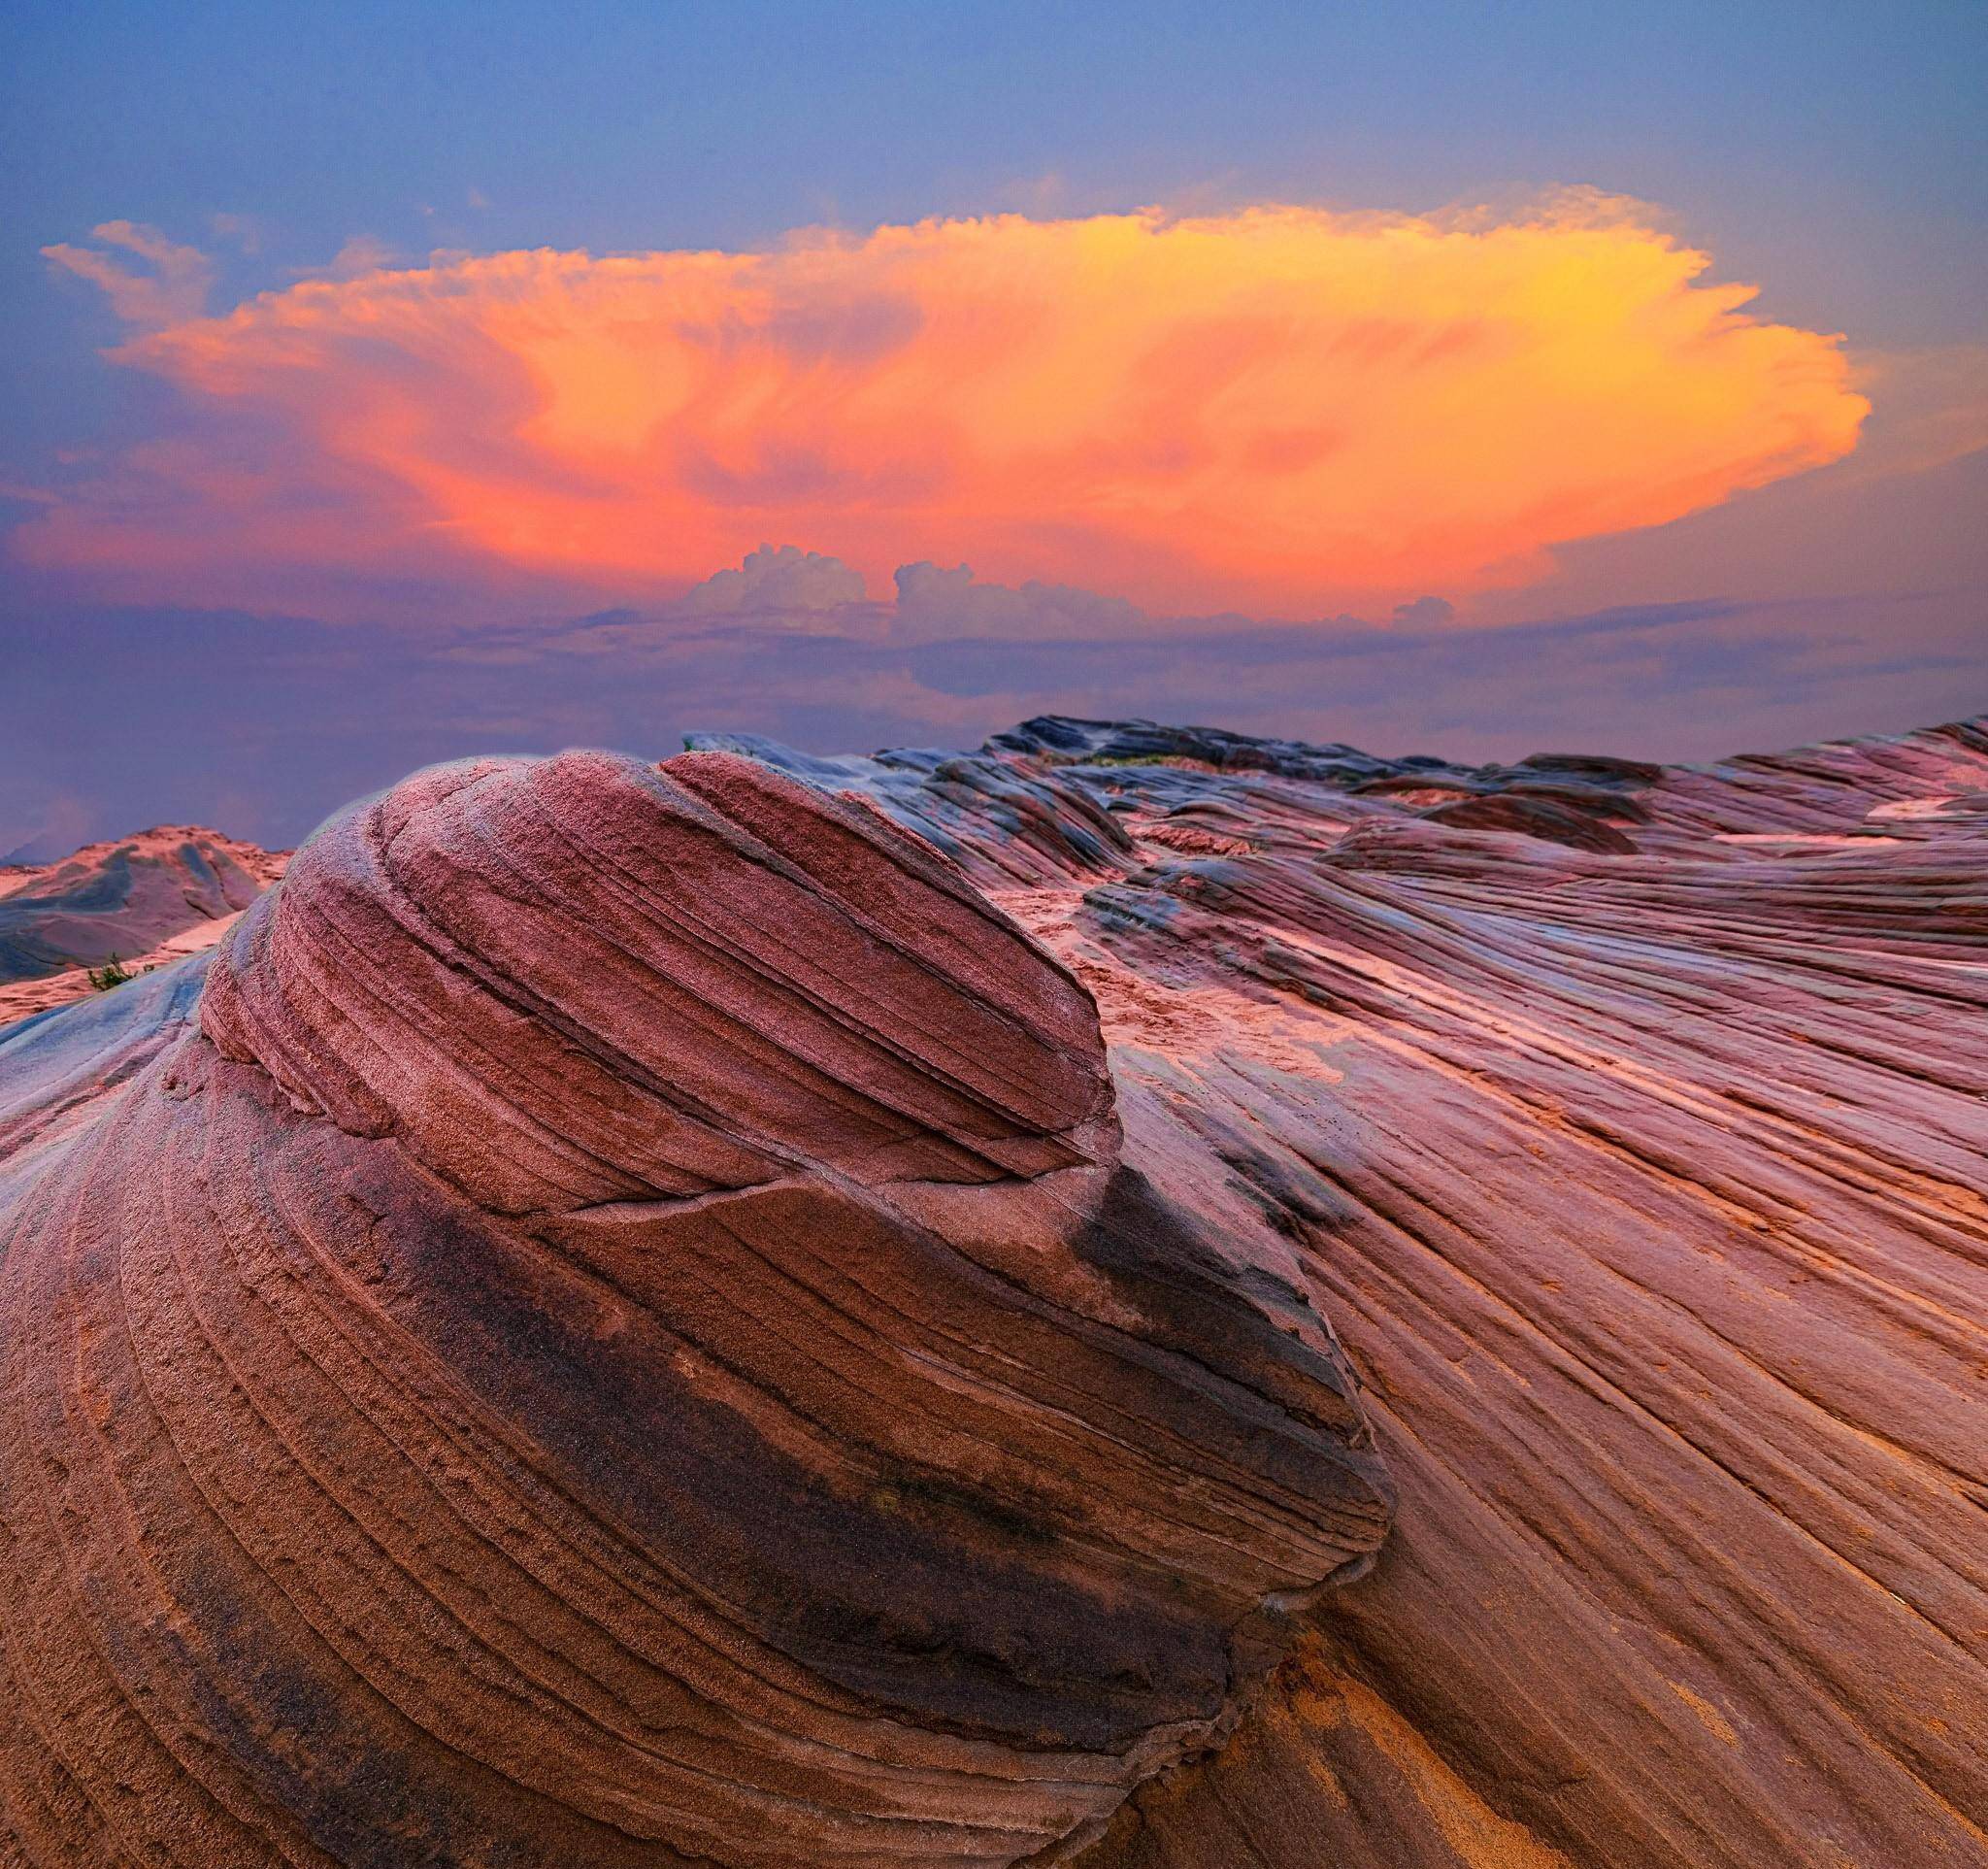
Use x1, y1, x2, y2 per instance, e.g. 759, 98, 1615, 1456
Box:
86, 954, 136, 991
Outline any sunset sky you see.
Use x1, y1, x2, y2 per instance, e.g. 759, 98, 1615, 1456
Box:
3, 0, 1983, 851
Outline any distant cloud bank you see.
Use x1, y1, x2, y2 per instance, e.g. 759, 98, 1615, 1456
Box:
6, 578, 1974, 854
21, 199, 1869, 618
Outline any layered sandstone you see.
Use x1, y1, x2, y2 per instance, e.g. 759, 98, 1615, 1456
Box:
702, 713, 1988, 1867
0, 748, 1390, 1868
3, 714, 1983, 1868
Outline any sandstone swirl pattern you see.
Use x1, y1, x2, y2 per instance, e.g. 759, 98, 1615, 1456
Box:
0, 749, 1391, 1868
709, 714, 1988, 1868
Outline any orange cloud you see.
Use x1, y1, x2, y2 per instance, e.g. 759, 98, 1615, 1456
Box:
20, 200, 1870, 616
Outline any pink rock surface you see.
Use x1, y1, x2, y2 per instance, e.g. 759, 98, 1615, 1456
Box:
1042, 720, 1988, 1869
0, 825, 286, 1002
0, 748, 1389, 1868
1, 714, 1982, 1867
698, 714, 1988, 1866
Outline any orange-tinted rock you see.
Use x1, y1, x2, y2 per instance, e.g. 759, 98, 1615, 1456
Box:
0, 749, 1389, 1868
1037, 718, 1988, 1869
703, 713, 1988, 1869
7, 711, 1984, 1869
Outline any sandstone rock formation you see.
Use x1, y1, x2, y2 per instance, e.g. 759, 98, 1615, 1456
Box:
0, 749, 1390, 1868
630, 712, 1988, 1868
3, 714, 1984, 1868
0, 826, 286, 1018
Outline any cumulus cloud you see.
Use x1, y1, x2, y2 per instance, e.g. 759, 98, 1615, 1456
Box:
891, 561, 1153, 640
18, 200, 1871, 616
677, 543, 869, 615
1391, 595, 1456, 628
41, 221, 213, 329
293, 235, 405, 281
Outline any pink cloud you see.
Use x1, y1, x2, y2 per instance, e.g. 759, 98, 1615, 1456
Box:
41, 221, 214, 329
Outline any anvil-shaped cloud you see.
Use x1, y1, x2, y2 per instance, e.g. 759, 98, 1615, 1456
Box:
24, 199, 1869, 617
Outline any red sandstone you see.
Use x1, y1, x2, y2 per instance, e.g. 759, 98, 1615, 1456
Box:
1, 716, 1983, 1867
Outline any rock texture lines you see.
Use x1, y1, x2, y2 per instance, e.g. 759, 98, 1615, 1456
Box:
0, 748, 1390, 1867
705, 714, 1988, 1867
2, 714, 1983, 1867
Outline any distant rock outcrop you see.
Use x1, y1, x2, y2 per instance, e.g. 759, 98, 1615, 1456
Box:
3, 714, 1984, 1868
0, 824, 285, 1001
1419, 789, 1639, 851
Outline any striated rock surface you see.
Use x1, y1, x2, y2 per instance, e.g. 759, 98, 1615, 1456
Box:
3, 712, 1984, 1868
704, 713, 1988, 1867
0, 825, 286, 1009
0, 748, 1389, 1868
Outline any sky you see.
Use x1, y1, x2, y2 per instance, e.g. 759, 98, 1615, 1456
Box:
2, 0, 1983, 851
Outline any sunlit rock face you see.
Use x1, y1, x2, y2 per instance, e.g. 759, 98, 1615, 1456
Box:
6, 713, 1984, 1869
0, 749, 1391, 1868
